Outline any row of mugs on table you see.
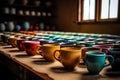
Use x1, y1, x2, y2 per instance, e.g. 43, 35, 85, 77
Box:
1, 33, 120, 74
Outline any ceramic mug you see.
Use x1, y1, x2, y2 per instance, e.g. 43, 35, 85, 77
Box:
93, 45, 111, 53
4, 7, 9, 14
10, 8, 16, 14
23, 21, 30, 31
81, 47, 102, 62
41, 44, 60, 62
0, 23, 6, 32
85, 51, 114, 74
1, 34, 11, 43
19, 10, 24, 15
25, 10, 30, 16
54, 47, 81, 69
24, 41, 40, 56
108, 48, 120, 70
7, 21, 15, 31
7, 37, 20, 47
17, 39, 26, 51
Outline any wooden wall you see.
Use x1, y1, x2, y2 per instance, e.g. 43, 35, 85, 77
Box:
53, 0, 120, 35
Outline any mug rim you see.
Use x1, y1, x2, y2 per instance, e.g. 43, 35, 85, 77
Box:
24, 41, 40, 44
86, 51, 106, 56
60, 47, 81, 52
108, 48, 120, 53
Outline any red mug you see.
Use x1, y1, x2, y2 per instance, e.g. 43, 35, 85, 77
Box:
17, 39, 26, 51
24, 41, 40, 56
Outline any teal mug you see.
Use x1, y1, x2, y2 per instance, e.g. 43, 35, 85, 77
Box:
85, 51, 114, 74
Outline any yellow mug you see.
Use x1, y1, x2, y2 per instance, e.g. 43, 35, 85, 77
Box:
54, 47, 81, 69
41, 44, 61, 62
7, 37, 20, 47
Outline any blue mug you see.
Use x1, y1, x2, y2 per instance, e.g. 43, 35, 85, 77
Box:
85, 51, 114, 74
108, 48, 120, 70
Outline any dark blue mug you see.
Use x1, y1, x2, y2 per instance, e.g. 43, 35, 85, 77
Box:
108, 48, 120, 70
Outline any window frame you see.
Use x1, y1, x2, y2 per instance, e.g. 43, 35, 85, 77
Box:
77, 0, 120, 24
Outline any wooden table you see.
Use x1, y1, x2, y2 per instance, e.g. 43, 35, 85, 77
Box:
0, 44, 120, 80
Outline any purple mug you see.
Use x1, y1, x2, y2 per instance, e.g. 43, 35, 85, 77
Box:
93, 45, 112, 53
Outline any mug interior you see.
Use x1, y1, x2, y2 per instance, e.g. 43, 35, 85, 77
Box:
86, 51, 105, 56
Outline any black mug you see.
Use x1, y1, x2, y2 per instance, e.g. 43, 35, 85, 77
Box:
108, 48, 120, 70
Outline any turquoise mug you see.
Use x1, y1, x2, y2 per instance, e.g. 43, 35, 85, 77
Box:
85, 51, 114, 74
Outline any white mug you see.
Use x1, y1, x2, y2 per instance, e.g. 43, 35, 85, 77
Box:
19, 10, 24, 15
11, 8, 16, 14
4, 7, 9, 14
25, 10, 30, 15
31, 11, 36, 16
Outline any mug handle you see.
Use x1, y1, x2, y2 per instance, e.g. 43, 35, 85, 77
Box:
53, 50, 61, 62
105, 55, 114, 67
36, 45, 42, 55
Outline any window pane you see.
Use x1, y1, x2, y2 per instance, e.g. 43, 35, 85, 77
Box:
110, 0, 118, 18
101, 0, 109, 19
83, 0, 90, 20
89, 0, 95, 20
83, 0, 95, 20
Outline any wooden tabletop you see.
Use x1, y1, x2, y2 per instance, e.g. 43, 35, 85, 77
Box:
0, 44, 120, 80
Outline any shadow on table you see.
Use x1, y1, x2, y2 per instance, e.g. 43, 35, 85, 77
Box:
32, 58, 52, 65
9, 49, 23, 52
78, 63, 87, 68
15, 54, 31, 58
81, 73, 102, 80
80, 67, 120, 80
104, 68, 120, 78
50, 66, 75, 73
3, 46, 13, 49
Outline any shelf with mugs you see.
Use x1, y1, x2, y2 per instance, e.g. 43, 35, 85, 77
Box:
1, 11, 53, 18
1, 0, 56, 10
0, 0, 56, 31
0, 0, 56, 17
0, 20, 56, 32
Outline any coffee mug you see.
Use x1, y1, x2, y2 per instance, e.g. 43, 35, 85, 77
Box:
108, 48, 120, 70
25, 10, 30, 16
81, 47, 102, 62
10, 8, 16, 14
85, 51, 114, 74
19, 10, 24, 15
17, 39, 26, 51
1, 34, 11, 43
24, 41, 40, 56
7, 37, 20, 47
93, 45, 111, 53
41, 44, 60, 62
54, 47, 81, 69
4, 7, 9, 14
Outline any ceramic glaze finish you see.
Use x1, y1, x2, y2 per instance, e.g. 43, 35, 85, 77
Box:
14, 25, 21, 31
23, 21, 30, 31
7, 21, 15, 31
0, 23, 6, 31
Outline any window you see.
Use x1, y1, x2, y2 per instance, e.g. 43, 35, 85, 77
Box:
101, 0, 119, 19
83, 0, 95, 20
78, 0, 119, 23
